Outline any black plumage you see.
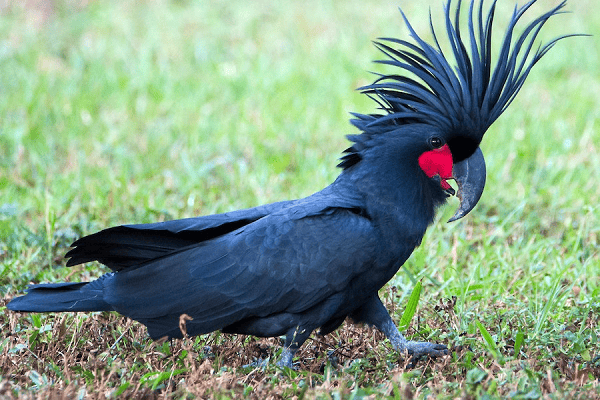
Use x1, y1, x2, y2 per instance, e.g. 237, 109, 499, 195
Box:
8, 0, 574, 367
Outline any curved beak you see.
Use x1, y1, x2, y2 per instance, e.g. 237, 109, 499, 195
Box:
448, 147, 486, 222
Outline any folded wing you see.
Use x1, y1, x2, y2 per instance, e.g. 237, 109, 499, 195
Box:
105, 205, 384, 339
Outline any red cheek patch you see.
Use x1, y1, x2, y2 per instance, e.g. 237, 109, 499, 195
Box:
418, 144, 453, 189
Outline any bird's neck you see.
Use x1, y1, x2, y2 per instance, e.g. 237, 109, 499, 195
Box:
335, 164, 448, 247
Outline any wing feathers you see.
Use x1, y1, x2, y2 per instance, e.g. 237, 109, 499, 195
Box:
106, 207, 379, 338
65, 200, 296, 270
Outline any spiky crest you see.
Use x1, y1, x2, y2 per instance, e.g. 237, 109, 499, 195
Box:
339, 0, 575, 170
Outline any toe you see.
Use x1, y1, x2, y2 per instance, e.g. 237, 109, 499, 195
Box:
406, 341, 449, 359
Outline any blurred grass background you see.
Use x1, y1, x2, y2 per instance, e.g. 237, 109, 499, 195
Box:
0, 0, 598, 397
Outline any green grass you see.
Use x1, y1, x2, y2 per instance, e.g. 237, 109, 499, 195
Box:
1, 0, 599, 398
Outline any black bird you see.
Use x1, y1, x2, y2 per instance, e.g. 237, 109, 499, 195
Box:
8, 0, 573, 368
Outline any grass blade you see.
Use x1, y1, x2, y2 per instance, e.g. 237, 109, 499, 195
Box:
533, 274, 563, 338
514, 331, 525, 357
476, 320, 500, 359
399, 280, 422, 331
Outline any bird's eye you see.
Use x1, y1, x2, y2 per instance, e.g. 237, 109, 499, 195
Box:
429, 137, 444, 149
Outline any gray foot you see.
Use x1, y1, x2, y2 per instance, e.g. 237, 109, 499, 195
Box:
242, 357, 270, 369
351, 295, 449, 367
387, 325, 449, 367
275, 348, 297, 369
403, 341, 448, 367
243, 348, 297, 369
405, 341, 449, 358
243, 350, 297, 370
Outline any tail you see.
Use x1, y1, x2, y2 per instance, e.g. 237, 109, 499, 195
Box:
7, 275, 113, 313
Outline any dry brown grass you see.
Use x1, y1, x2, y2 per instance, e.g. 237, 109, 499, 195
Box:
0, 291, 449, 398
2, 292, 598, 399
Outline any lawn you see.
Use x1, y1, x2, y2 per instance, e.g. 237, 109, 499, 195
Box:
0, 0, 598, 398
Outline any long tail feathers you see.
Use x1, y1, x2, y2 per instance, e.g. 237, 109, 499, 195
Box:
7, 276, 112, 313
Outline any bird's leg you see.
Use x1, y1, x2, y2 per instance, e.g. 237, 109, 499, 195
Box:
276, 325, 313, 369
350, 294, 448, 365
241, 325, 312, 369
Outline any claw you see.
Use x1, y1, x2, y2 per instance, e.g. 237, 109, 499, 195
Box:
242, 357, 270, 369
404, 341, 449, 367
407, 342, 449, 357
242, 351, 299, 370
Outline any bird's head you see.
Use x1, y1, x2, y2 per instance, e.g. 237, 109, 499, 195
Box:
339, 0, 575, 221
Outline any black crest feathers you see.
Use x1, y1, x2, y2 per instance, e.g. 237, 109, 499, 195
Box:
339, 0, 575, 170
